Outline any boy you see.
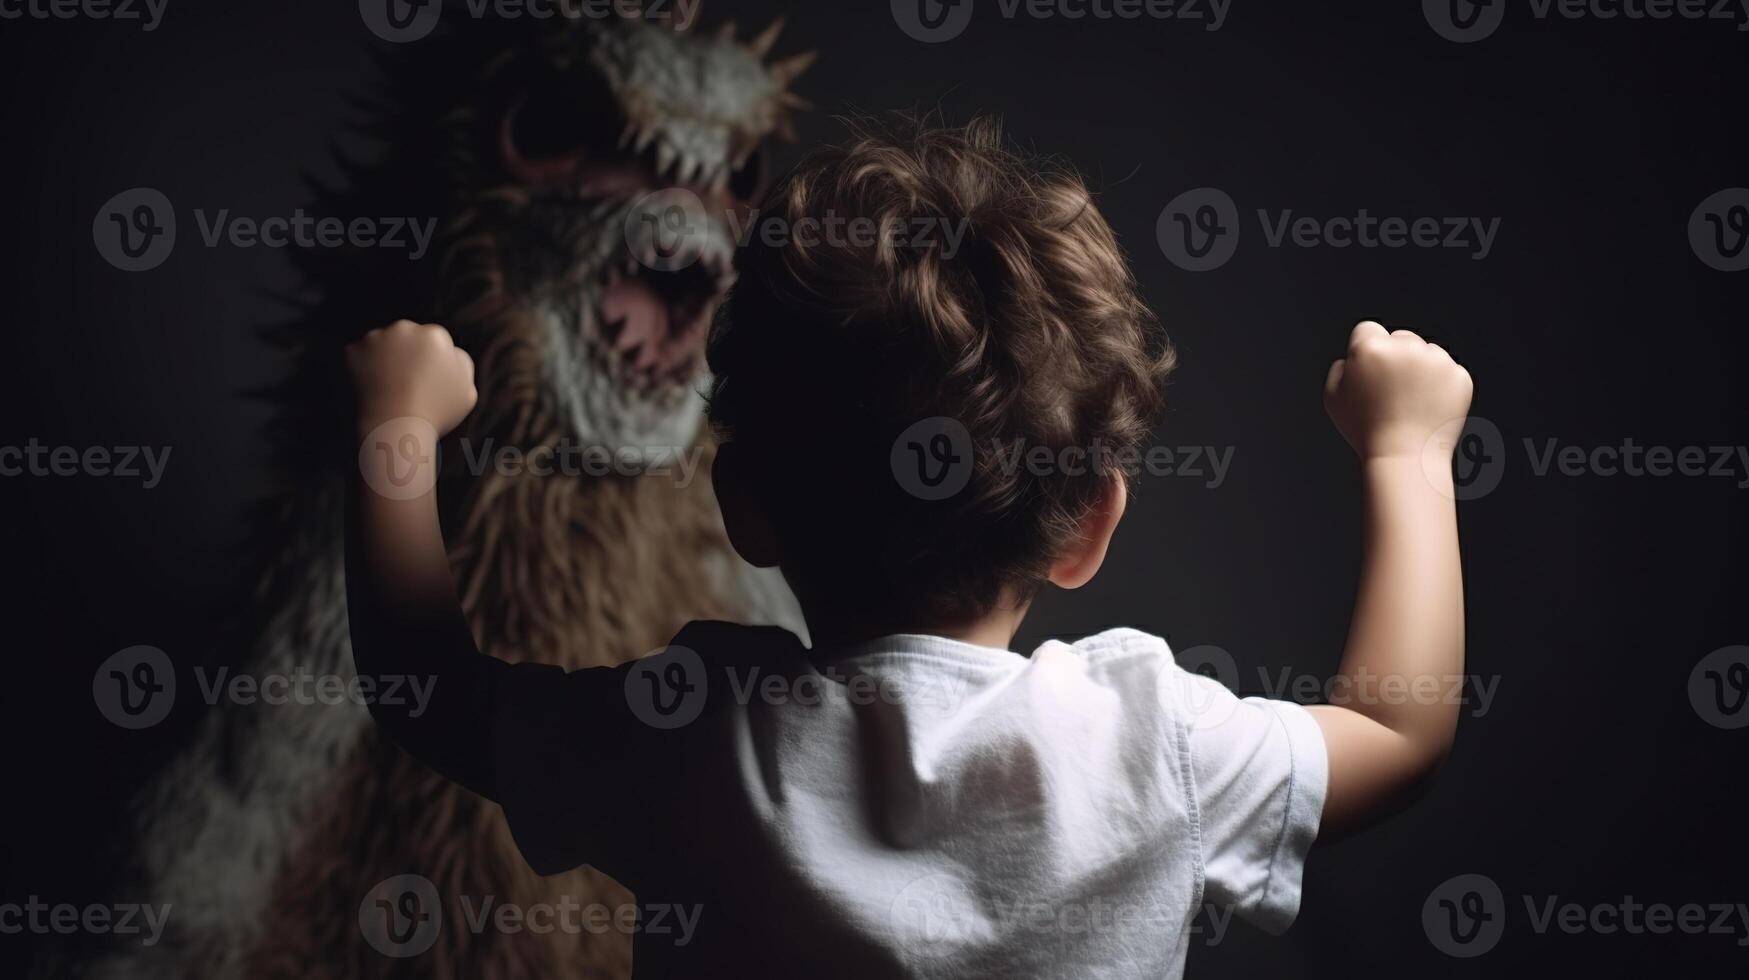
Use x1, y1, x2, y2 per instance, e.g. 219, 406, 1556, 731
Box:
345, 117, 1472, 977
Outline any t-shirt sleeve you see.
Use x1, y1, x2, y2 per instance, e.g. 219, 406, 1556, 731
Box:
489, 621, 796, 881
1165, 661, 1329, 935
491, 657, 640, 878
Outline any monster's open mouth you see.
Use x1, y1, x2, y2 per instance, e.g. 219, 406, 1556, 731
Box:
595, 250, 728, 387
483, 18, 812, 399
498, 70, 760, 392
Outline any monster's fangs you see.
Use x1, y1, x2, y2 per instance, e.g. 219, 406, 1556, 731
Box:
595, 245, 728, 386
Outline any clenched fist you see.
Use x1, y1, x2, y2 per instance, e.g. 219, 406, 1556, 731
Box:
346, 320, 478, 438
1324, 321, 1474, 461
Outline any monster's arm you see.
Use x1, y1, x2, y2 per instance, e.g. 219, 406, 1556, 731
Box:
344, 320, 504, 801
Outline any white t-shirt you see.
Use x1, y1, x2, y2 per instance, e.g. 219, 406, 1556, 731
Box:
493, 622, 1328, 978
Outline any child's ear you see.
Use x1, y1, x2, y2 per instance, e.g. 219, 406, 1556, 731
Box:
713, 443, 782, 569
1047, 474, 1127, 590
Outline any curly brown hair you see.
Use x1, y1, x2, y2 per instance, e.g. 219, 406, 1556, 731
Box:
707, 113, 1174, 626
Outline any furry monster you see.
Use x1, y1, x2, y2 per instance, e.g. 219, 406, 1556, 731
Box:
77, 8, 812, 978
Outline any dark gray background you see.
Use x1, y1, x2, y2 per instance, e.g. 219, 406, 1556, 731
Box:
2, 0, 1745, 975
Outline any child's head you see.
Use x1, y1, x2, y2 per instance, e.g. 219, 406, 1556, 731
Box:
707, 114, 1174, 630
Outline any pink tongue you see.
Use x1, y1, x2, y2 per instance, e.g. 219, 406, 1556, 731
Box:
601, 278, 669, 371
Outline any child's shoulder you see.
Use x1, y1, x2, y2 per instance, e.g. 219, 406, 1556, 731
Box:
1041, 626, 1173, 663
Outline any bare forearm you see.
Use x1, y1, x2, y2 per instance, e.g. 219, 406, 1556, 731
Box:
346, 421, 504, 799
1309, 455, 1465, 836
1336, 457, 1464, 752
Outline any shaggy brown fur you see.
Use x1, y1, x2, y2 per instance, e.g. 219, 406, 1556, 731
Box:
250, 303, 740, 978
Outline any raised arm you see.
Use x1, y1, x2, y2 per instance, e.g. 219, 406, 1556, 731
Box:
1309, 320, 1472, 840
344, 319, 505, 800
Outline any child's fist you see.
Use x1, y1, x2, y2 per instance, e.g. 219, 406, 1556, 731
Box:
346, 320, 478, 437
1324, 321, 1473, 461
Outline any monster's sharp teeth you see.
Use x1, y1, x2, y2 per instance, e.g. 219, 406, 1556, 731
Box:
656, 142, 677, 178
635, 127, 658, 153
709, 166, 728, 193
618, 122, 637, 150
